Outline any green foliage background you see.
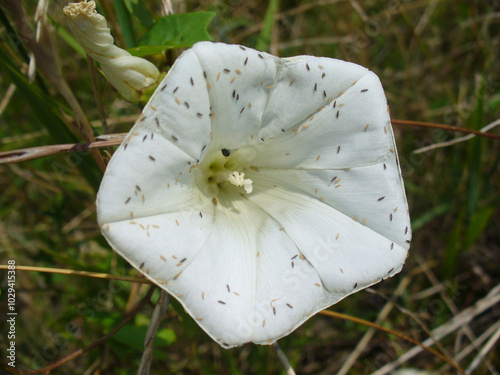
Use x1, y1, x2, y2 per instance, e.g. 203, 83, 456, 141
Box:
0, 0, 499, 374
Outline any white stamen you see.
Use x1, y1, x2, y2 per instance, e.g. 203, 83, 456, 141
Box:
227, 171, 253, 194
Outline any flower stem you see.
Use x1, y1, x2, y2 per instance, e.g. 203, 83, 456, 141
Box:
86, 54, 109, 134
272, 342, 296, 375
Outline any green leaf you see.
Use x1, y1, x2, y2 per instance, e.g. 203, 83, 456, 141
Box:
123, 0, 154, 29
156, 328, 176, 345
411, 202, 452, 233
487, 91, 500, 112
111, 324, 148, 352
463, 206, 495, 249
443, 209, 465, 279
465, 77, 485, 217
110, 324, 176, 359
139, 12, 215, 49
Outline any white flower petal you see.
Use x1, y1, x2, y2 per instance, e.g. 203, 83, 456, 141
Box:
250, 222, 325, 344
99, 209, 214, 284
259, 55, 368, 140
164, 189, 323, 348
191, 42, 278, 150
252, 72, 393, 169
248, 183, 408, 293
164, 189, 258, 348
97, 129, 197, 223
145, 49, 212, 159
247, 160, 411, 248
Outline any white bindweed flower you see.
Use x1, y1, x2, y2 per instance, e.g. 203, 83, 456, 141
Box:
64, 0, 160, 103
97, 42, 412, 348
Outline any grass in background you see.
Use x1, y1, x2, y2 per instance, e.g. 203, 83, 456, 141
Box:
0, 0, 499, 374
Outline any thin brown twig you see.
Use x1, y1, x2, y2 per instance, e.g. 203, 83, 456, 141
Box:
0, 134, 127, 164
391, 119, 500, 139
272, 342, 297, 375
0, 264, 151, 284
318, 310, 465, 374
0, 286, 156, 375
1, 119, 498, 165
0, 83, 17, 116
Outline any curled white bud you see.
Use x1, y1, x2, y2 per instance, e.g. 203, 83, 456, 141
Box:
64, 0, 160, 102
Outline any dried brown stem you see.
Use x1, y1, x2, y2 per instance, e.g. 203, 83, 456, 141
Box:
391, 119, 500, 139
0, 264, 151, 284
0, 134, 127, 164
1, 119, 499, 165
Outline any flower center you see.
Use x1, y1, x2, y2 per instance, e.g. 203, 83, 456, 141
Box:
195, 148, 254, 198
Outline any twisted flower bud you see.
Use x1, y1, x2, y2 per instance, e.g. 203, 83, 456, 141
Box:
64, 0, 160, 102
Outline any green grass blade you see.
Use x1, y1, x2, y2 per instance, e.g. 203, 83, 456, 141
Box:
443, 209, 465, 279
465, 77, 485, 217
113, 0, 136, 47
411, 202, 453, 232
0, 6, 29, 61
463, 206, 495, 249
255, 0, 279, 52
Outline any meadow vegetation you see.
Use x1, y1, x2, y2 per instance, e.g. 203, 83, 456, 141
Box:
0, 0, 499, 374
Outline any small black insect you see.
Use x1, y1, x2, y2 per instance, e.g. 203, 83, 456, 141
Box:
221, 149, 231, 157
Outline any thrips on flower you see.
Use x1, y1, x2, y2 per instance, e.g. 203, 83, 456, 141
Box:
96, 42, 412, 348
